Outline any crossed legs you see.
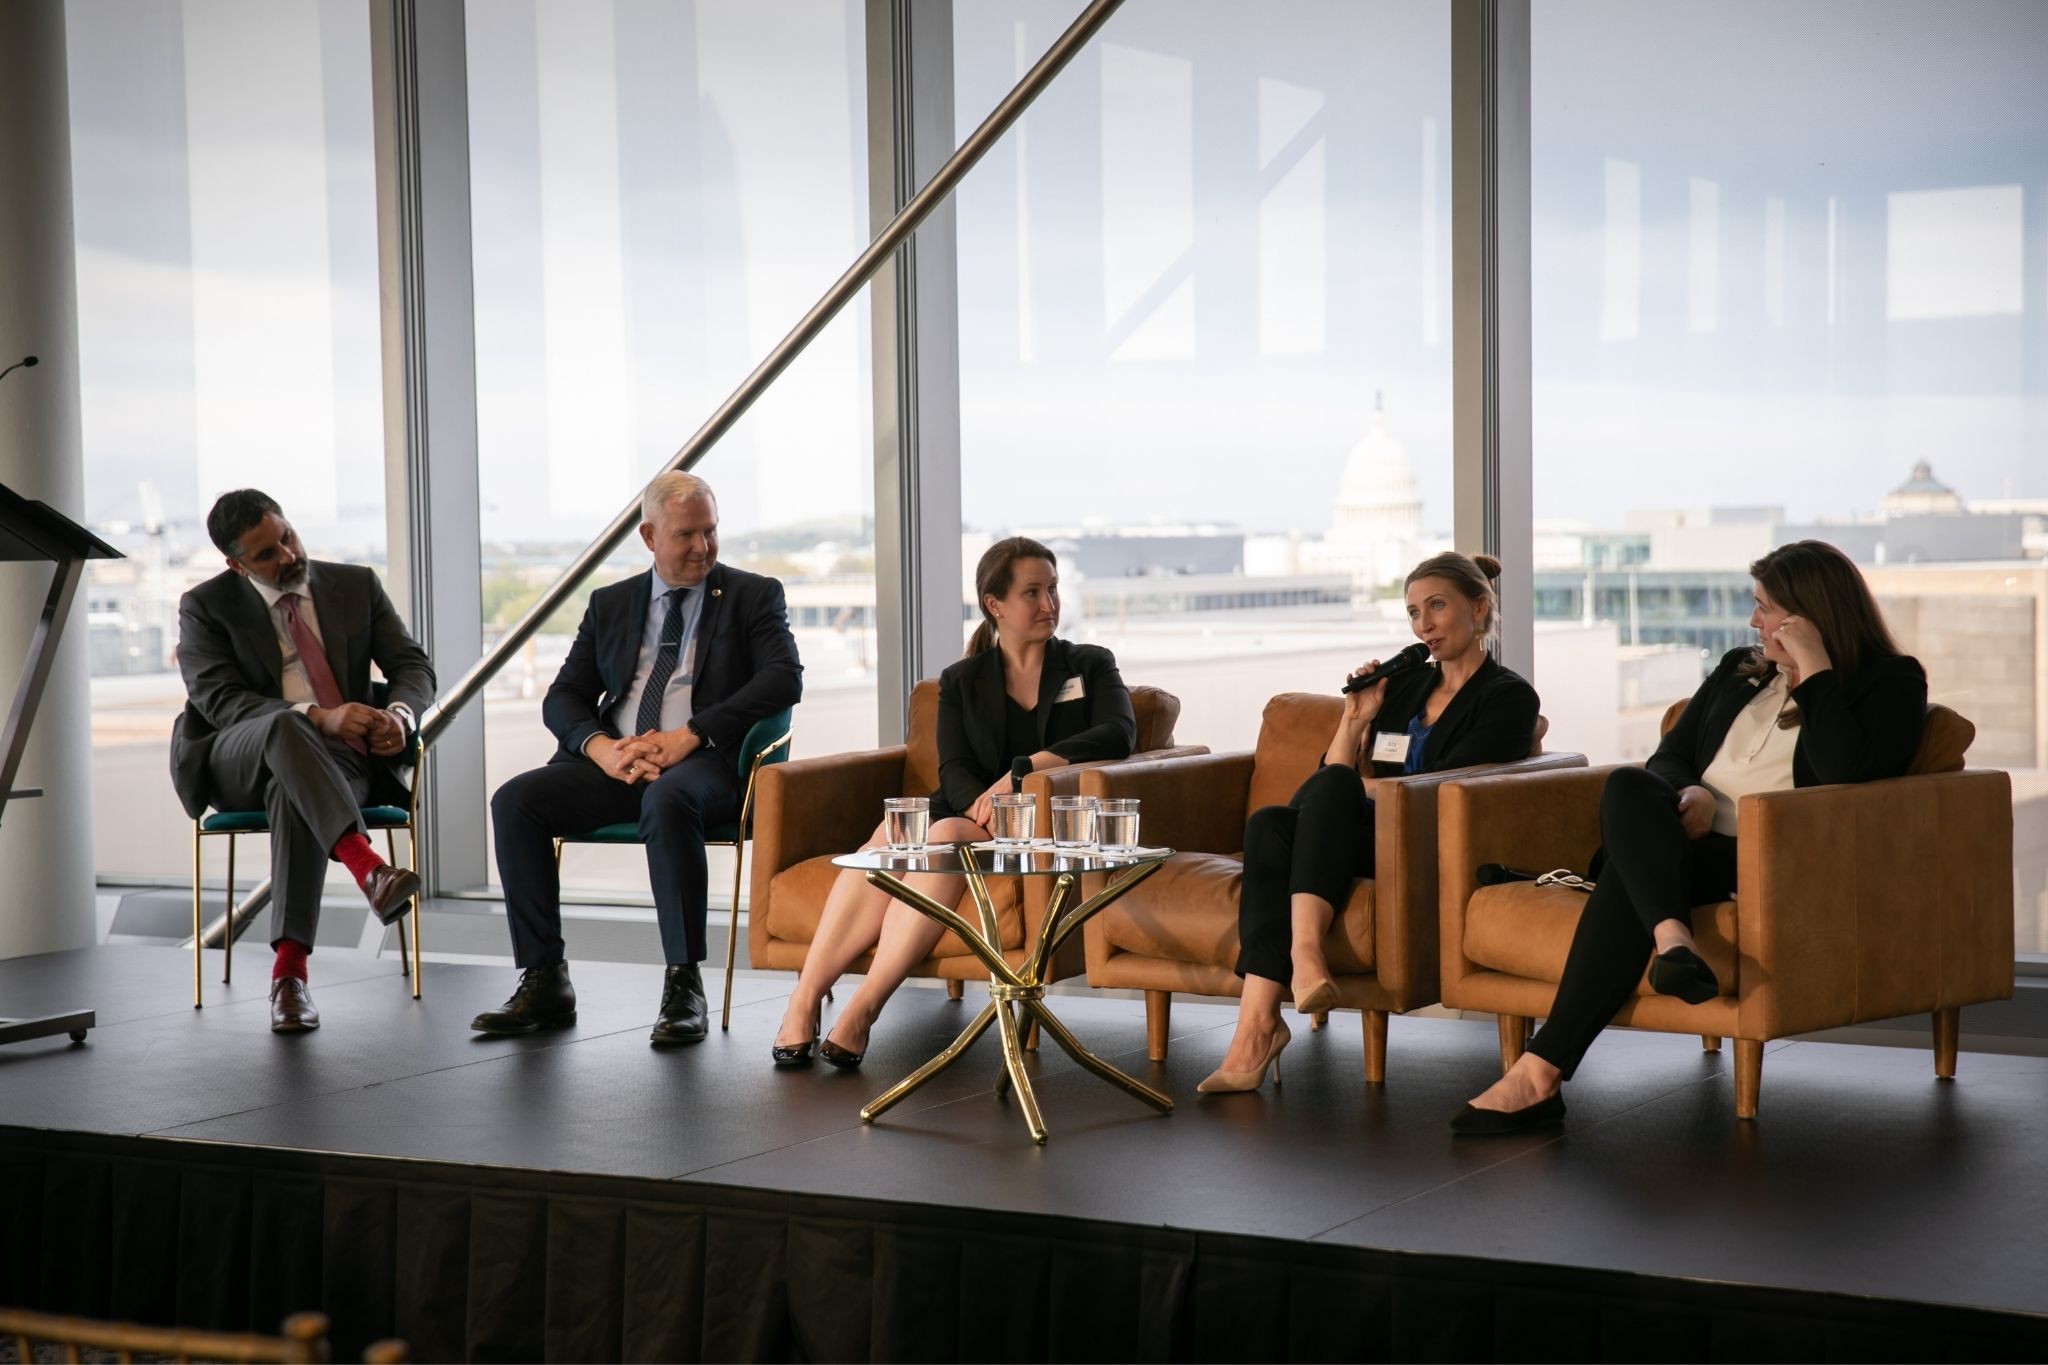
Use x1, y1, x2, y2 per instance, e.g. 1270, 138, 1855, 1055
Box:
774, 815, 987, 1051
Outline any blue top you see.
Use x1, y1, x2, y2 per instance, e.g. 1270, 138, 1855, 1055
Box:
1403, 712, 1433, 775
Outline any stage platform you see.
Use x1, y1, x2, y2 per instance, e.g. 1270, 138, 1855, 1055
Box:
3, 944, 2045, 1361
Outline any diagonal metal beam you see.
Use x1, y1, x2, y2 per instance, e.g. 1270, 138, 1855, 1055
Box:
192, 0, 1129, 944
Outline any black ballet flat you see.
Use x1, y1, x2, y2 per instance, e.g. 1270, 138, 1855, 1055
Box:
1449, 1093, 1566, 1135
818, 1038, 865, 1071
771, 1038, 816, 1069
1648, 946, 1720, 1005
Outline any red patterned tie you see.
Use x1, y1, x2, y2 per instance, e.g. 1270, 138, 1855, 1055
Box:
281, 592, 365, 755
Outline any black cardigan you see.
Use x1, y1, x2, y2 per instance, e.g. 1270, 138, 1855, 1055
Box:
932, 637, 1137, 817
1363, 653, 1540, 779
1648, 647, 1928, 792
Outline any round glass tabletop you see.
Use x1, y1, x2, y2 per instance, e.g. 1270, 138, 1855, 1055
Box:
831, 841, 1174, 877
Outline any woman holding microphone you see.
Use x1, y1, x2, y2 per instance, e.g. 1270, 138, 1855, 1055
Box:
1200, 552, 1540, 1093
769, 537, 1136, 1069
1453, 540, 1928, 1132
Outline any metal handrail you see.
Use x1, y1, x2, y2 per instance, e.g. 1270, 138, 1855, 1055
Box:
192, 0, 1128, 944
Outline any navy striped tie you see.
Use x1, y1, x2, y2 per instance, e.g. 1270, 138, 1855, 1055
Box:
635, 588, 687, 736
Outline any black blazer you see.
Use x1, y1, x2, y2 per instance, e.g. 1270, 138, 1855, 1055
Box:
1363, 653, 1539, 780
543, 562, 803, 762
169, 562, 436, 817
932, 638, 1136, 817
1648, 646, 1927, 792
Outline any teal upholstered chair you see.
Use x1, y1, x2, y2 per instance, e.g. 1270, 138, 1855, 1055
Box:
552, 708, 793, 1029
189, 682, 423, 1007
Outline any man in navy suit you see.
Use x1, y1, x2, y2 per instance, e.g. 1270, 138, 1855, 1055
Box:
474, 473, 802, 1045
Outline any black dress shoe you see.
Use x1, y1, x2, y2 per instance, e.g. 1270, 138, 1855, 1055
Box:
817, 1037, 865, 1070
270, 978, 320, 1034
1648, 946, 1719, 1005
1450, 1092, 1565, 1135
471, 963, 577, 1036
362, 864, 421, 926
650, 963, 709, 1047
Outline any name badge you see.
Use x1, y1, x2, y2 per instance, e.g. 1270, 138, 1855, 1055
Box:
1370, 731, 1412, 764
1054, 676, 1086, 703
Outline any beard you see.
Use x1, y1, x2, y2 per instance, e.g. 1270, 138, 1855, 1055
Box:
266, 557, 309, 591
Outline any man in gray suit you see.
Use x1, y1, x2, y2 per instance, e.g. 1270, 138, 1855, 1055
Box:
171, 489, 435, 1033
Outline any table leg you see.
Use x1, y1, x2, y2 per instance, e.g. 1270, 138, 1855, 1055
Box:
1024, 999, 1173, 1114
993, 990, 1047, 1143
861, 1000, 1000, 1123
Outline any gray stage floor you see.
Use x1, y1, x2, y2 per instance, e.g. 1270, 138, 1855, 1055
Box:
4, 945, 2045, 1322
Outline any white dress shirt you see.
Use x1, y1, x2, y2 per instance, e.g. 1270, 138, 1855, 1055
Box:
1700, 670, 1799, 837
248, 569, 414, 737
598, 568, 706, 746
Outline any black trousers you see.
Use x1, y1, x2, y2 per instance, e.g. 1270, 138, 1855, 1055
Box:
206, 708, 376, 950
1526, 765, 1738, 1078
1234, 764, 1374, 984
491, 748, 740, 968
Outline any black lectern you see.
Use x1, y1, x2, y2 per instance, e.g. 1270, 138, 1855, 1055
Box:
0, 482, 120, 1047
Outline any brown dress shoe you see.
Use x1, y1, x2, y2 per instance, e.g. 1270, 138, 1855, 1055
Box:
362, 864, 421, 926
270, 977, 320, 1033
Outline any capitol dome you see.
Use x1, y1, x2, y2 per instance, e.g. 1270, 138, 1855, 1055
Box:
1332, 393, 1422, 535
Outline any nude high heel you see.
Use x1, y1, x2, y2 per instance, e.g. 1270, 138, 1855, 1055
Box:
1196, 1023, 1292, 1094
1291, 972, 1337, 1016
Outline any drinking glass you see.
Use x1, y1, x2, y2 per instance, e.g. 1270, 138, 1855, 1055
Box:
990, 793, 1036, 845
883, 796, 930, 851
1050, 795, 1098, 850
1097, 798, 1141, 853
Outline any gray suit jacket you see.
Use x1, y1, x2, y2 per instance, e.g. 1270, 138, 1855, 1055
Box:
169, 561, 436, 818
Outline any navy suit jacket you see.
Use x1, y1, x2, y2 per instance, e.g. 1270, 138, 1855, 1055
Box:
541, 561, 803, 763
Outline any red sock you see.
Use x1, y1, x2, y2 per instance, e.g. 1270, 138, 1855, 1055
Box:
331, 830, 385, 890
273, 939, 310, 982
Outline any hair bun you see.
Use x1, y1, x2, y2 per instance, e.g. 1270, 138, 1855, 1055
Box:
1473, 553, 1503, 582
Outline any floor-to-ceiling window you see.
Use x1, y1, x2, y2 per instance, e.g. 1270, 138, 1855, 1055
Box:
952, 0, 1453, 755
466, 0, 875, 899
67, 0, 385, 886
1532, 0, 2048, 956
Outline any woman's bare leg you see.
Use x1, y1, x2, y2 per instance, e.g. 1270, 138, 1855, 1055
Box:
1215, 974, 1288, 1072
775, 820, 895, 1047
824, 815, 983, 1052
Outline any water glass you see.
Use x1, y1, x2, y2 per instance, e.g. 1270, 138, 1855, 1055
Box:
1097, 798, 1141, 853
1051, 795, 1098, 850
990, 793, 1036, 845
883, 796, 930, 851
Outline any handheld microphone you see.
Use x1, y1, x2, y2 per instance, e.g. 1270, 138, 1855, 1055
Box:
0, 355, 37, 383
1010, 756, 1033, 793
1341, 642, 1432, 695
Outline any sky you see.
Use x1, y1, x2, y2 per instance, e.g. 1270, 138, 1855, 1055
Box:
62, 0, 2048, 555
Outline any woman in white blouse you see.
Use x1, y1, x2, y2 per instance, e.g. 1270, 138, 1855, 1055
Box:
1452, 540, 1929, 1133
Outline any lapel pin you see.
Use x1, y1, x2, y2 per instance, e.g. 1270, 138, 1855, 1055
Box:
711, 588, 722, 598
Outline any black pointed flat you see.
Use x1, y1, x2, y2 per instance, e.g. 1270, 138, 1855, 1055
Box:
818, 1037, 865, 1071
1449, 1092, 1566, 1135
772, 1038, 816, 1068
1648, 945, 1719, 1004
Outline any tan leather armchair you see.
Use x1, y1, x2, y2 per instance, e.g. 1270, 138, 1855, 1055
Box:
1078, 692, 1584, 1081
1437, 702, 2011, 1118
747, 682, 1200, 990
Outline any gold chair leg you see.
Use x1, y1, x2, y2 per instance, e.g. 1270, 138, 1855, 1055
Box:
387, 829, 410, 981
222, 835, 236, 985
1497, 1014, 1529, 1073
1735, 1038, 1763, 1119
1144, 990, 1170, 1062
408, 823, 423, 999
1363, 1009, 1388, 1084
722, 839, 745, 1030
191, 824, 203, 1009
1933, 1006, 1959, 1080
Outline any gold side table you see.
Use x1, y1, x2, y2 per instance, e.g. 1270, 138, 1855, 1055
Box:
832, 843, 1174, 1144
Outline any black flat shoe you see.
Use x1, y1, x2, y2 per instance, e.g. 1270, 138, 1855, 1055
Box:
1648, 946, 1719, 1005
1450, 1093, 1566, 1135
818, 1037, 865, 1070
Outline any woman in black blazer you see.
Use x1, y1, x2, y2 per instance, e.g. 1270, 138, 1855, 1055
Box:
1453, 540, 1928, 1132
1200, 553, 1540, 1093
770, 537, 1137, 1068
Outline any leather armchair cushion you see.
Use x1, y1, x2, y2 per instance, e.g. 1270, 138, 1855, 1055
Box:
1245, 693, 1344, 816
1463, 882, 1738, 997
1909, 704, 1973, 775
1095, 851, 1376, 974
763, 854, 1025, 956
